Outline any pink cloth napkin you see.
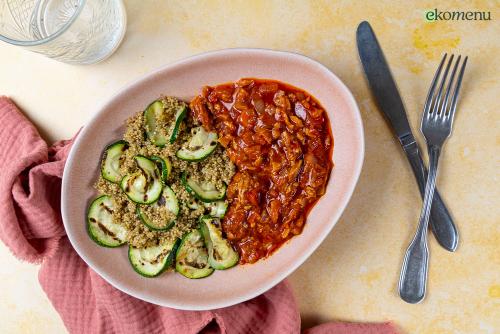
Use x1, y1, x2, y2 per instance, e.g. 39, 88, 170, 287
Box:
0, 96, 399, 334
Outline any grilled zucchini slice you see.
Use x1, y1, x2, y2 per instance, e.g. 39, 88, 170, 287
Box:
181, 172, 226, 203
87, 195, 127, 247
121, 156, 163, 204
101, 140, 128, 183
128, 238, 180, 277
175, 230, 214, 279
176, 126, 218, 162
199, 216, 239, 270
137, 186, 179, 231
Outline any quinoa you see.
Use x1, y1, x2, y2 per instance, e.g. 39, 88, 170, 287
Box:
95, 96, 235, 248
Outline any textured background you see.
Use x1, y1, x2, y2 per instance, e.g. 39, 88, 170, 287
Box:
0, 1, 499, 333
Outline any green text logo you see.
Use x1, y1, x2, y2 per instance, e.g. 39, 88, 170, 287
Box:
425, 9, 492, 21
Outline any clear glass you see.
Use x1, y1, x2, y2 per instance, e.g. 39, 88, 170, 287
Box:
0, 0, 127, 64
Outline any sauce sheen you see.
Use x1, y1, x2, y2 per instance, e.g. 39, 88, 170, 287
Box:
190, 78, 333, 264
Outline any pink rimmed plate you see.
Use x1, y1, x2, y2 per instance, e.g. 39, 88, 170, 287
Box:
61, 48, 364, 310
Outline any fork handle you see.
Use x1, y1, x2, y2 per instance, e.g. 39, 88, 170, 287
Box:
399, 145, 441, 303
403, 141, 458, 251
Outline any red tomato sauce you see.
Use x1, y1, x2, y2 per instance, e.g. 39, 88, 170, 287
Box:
190, 78, 333, 263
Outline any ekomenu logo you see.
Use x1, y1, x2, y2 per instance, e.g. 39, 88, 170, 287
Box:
425, 8, 492, 21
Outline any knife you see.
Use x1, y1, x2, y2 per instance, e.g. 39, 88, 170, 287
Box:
356, 21, 458, 251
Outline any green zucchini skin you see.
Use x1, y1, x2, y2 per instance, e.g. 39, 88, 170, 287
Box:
87, 195, 127, 248
169, 106, 187, 144
136, 186, 179, 231
136, 206, 176, 231
199, 216, 239, 270
184, 199, 228, 218
144, 100, 168, 147
128, 238, 181, 278
181, 172, 226, 203
150, 155, 171, 184
176, 126, 218, 162
175, 230, 214, 279
145, 100, 187, 146
120, 156, 163, 205
101, 140, 128, 183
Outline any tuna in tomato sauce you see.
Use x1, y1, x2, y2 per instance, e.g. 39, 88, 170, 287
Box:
190, 78, 333, 264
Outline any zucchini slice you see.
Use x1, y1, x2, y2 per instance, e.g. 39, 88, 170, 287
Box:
101, 140, 128, 183
204, 201, 228, 218
128, 238, 180, 277
144, 100, 187, 146
170, 105, 187, 143
144, 100, 168, 147
175, 230, 214, 279
150, 155, 171, 184
87, 195, 127, 247
181, 172, 226, 203
137, 186, 179, 231
199, 216, 239, 270
185, 199, 227, 218
121, 156, 163, 204
176, 126, 218, 162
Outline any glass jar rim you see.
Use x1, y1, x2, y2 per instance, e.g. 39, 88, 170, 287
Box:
0, 0, 86, 46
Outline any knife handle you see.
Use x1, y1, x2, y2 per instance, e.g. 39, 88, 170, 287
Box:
403, 141, 459, 251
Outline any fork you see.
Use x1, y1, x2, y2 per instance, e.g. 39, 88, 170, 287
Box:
398, 54, 468, 304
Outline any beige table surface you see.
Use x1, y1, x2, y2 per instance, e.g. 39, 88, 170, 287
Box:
1, 1, 499, 333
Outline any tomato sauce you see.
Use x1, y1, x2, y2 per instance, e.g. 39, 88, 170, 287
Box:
190, 78, 333, 264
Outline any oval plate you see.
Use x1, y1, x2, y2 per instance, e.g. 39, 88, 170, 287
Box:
62, 48, 364, 310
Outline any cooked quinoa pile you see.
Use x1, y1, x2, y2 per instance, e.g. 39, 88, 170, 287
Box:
95, 96, 235, 248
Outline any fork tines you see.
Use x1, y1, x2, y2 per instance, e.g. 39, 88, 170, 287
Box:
423, 54, 468, 121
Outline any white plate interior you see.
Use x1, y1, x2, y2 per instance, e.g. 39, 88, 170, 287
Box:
62, 48, 364, 310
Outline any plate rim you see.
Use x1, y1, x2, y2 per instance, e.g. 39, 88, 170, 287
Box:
61, 47, 365, 310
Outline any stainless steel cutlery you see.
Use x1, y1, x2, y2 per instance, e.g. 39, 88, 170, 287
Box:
356, 21, 467, 303
399, 54, 467, 303
356, 21, 459, 251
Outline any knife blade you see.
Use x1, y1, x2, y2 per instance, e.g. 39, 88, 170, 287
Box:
356, 21, 458, 251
